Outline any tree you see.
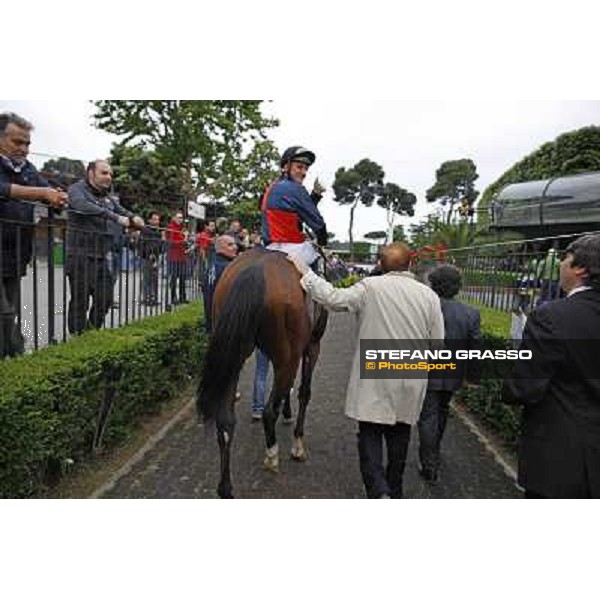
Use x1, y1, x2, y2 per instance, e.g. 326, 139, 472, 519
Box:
214, 138, 280, 225
332, 158, 385, 259
41, 157, 85, 188
108, 144, 195, 216
431, 222, 481, 249
426, 159, 479, 224
409, 215, 443, 249
392, 224, 408, 244
92, 101, 279, 193
376, 182, 416, 242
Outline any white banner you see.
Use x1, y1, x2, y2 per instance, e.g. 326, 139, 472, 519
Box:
187, 200, 205, 219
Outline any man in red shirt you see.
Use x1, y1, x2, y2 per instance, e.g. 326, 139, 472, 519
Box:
165, 210, 189, 305
196, 220, 215, 258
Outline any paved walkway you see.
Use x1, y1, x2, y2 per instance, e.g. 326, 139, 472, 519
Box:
100, 312, 521, 499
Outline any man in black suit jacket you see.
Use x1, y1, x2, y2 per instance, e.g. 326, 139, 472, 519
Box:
418, 265, 481, 484
502, 234, 600, 498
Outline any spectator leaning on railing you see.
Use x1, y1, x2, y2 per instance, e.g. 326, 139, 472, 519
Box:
66, 160, 144, 334
0, 112, 67, 358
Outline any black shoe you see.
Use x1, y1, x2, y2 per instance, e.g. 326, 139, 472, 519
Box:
419, 467, 439, 485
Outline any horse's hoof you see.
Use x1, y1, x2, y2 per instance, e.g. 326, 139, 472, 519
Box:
263, 456, 279, 473
290, 438, 307, 461
263, 444, 279, 473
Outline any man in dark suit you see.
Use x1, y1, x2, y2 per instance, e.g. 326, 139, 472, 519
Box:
418, 265, 481, 484
502, 233, 600, 498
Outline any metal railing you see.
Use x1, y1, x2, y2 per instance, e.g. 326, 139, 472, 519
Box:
425, 230, 600, 314
0, 201, 204, 358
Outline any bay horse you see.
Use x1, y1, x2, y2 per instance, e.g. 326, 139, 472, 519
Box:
197, 246, 328, 498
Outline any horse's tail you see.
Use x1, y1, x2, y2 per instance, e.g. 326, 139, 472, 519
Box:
197, 261, 265, 421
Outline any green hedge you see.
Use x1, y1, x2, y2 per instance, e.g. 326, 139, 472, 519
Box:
454, 302, 521, 448
0, 302, 205, 498
463, 269, 519, 288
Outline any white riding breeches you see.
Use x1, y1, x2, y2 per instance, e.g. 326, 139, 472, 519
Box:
265, 241, 319, 267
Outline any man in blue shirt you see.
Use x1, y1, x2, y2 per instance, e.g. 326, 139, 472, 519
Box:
0, 112, 67, 357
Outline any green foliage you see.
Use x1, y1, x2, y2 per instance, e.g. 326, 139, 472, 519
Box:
455, 302, 520, 448
461, 269, 518, 289
333, 274, 361, 288
431, 221, 481, 249
40, 157, 86, 189
214, 139, 280, 206
109, 144, 194, 216
392, 225, 407, 244
94, 100, 278, 218
377, 182, 416, 241
332, 158, 385, 258
479, 125, 600, 225
0, 303, 206, 498
426, 158, 479, 224
409, 215, 443, 248
409, 216, 491, 251
41, 157, 86, 179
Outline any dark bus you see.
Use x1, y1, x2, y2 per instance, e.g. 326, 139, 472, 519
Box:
490, 171, 600, 236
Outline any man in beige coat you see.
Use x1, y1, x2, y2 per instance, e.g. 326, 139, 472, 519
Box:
288, 243, 444, 498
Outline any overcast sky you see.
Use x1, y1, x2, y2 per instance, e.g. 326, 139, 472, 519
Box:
2, 99, 599, 241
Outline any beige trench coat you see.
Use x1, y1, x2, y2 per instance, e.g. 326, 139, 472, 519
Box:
301, 270, 444, 426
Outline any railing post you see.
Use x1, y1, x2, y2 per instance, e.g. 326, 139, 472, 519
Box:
47, 207, 56, 345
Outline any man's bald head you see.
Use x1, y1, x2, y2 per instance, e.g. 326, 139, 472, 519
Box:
380, 243, 411, 273
216, 234, 238, 259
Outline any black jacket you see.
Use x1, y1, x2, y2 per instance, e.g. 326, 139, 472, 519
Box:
502, 289, 600, 497
0, 158, 48, 277
138, 226, 164, 261
428, 298, 481, 392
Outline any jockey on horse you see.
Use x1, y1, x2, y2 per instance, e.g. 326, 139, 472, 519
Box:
261, 146, 329, 270
197, 146, 331, 497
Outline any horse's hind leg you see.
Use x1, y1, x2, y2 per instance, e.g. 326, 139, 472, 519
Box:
216, 422, 235, 498
216, 387, 237, 498
291, 308, 328, 460
263, 361, 298, 473
291, 340, 321, 461
282, 391, 293, 424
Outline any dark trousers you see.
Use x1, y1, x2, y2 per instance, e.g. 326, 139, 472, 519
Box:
524, 490, 547, 499
358, 421, 411, 499
142, 260, 159, 302
168, 261, 187, 305
66, 256, 114, 334
418, 390, 453, 474
0, 276, 25, 358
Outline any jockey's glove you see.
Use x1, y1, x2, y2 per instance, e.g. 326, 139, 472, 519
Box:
316, 227, 328, 247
